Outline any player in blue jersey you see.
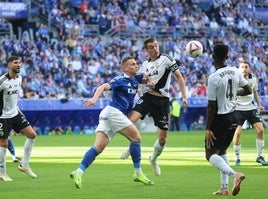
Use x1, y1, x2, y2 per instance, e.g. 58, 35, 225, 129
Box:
70, 56, 154, 188
8, 136, 21, 163
205, 43, 251, 196
0, 56, 37, 181
120, 37, 188, 176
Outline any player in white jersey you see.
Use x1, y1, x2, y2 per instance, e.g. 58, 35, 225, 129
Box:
70, 56, 154, 189
205, 43, 251, 196
120, 37, 187, 176
0, 56, 37, 181
233, 61, 268, 166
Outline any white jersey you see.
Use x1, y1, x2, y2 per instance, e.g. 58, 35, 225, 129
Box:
207, 66, 248, 114
141, 54, 179, 97
236, 74, 258, 111
0, 73, 21, 118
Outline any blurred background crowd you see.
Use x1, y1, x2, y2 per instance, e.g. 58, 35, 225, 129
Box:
0, 0, 267, 102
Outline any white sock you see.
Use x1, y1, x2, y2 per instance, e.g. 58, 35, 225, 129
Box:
150, 139, 165, 162
220, 154, 229, 189
256, 138, 264, 157
0, 147, 7, 174
233, 144, 241, 160
209, 154, 235, 177
21, 138, 35, 167
134, 168, 142, 175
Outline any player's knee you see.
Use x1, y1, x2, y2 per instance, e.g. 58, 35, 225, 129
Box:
205, 149, 213, 161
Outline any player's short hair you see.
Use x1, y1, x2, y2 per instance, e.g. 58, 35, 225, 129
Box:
7, 56, 21, 63
144, 37, 156, 49
121, 56, 135, 66
240, 61, 250, 67
213, 43, 228, 59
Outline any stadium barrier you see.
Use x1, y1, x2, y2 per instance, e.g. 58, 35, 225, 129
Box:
18, 97, 268, 134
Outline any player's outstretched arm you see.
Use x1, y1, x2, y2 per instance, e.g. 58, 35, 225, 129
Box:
84, 83, 111, 107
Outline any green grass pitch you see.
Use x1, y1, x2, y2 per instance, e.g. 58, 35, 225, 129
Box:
2, 130, 268, 199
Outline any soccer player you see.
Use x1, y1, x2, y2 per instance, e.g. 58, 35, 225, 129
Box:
205, 43, 251, 196
70, 56, 154, 188
8, 136, 21, 163
233, 61, 268, 166
0, 56, 37, 181
120, 37, 187, 176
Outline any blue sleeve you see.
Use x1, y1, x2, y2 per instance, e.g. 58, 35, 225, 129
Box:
135, 73, 143, 83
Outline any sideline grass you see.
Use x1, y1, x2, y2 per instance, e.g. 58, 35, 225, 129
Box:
2, 130, 268, 199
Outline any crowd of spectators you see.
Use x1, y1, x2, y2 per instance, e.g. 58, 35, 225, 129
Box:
0, 0, 267, 101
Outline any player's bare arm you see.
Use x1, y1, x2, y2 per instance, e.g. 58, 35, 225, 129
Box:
173, 70, 187, 107
205, 100, 217, 146
84, 83, 111, 107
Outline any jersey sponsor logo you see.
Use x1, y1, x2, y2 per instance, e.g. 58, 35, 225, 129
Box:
7, 90, 19, 95
147, 70, 158, 77
128, 88, 137, 94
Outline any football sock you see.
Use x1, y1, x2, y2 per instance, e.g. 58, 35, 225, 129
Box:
220, 154, 229, 189
209, 154, 235, 177
256, 138, 264, 157
233, 144, 241, 160
129, 141, 142, 175
79, 147, 99, 171
22, 138, 35, 167
7, 138, 16, 157
0, 147, 7, 174
150, 139, 165, 162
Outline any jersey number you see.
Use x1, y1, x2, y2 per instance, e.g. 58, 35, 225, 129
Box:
226, 79, 234, 100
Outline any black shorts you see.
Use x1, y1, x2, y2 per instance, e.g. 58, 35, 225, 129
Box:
206, 111, 238, 151
0, 112, 30, 139
236, 109, 261, 126
133, 93, 170, 130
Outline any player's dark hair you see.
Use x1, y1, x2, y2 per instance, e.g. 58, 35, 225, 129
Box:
7, 56, 20, 63
144, 37, 156, 49
240, 61, 250, 67
213, 43, 228, 60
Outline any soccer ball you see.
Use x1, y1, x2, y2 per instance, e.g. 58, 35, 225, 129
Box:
185, 40, 203, 58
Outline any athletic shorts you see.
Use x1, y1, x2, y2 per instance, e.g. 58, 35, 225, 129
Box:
95, 105, 132, 141
133, 93, 169, 130
205, 111, 238, 151
236, 109, 261, 126
0, 112, 30, 139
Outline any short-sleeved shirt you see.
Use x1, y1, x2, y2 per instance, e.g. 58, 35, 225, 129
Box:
207, 66, 248, 114
141, 54, 179, 98
108, 73, 143, 115
0, 73, 21, 118
236, 74, 258, 111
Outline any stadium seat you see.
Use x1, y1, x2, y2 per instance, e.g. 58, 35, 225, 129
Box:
73, 126, 81, 134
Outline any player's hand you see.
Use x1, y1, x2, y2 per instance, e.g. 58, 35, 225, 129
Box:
181, 97, 188, 107
84, 99, 96, 107
259, 105, 265, 112
205, 129, 216, 148
147, 81, 155, 89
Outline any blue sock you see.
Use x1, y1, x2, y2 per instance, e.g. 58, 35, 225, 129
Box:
79, 147, 99, 171
8, 139, 15, 156
130, 142, 141, 169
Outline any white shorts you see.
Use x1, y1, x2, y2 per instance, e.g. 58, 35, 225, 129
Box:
95, 105, 132, 140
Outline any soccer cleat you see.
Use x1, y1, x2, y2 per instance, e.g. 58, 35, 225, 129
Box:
18, 165, 37, 178
70, 171, 82, 188
235, 159, 240, 166
12, 157, 21, 163
256, 156, 268, 166
120, 148, 130, 159
133, 173, 154, 185
213, 188, 230, 195
232, 172, 245, 196
149, 156, 161, 176
0, 173, 13, 181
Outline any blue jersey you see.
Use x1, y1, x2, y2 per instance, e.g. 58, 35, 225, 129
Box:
108, 73, 143, 115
